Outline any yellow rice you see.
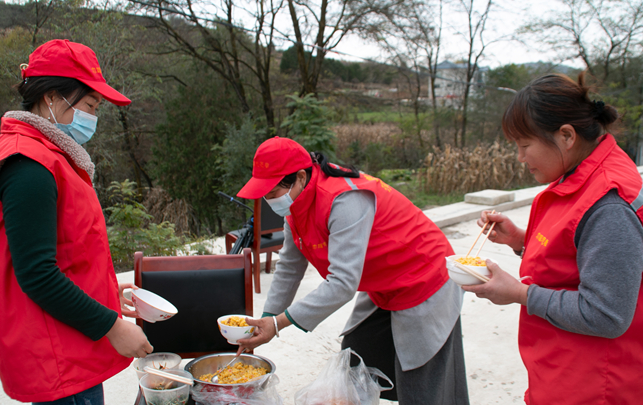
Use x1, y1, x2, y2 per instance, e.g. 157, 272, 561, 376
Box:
221, 316, 249, 327
455, 256, 486, 266
198, 362, 268, 384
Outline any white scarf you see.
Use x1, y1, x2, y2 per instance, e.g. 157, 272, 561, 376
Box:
3, 110, 95, 181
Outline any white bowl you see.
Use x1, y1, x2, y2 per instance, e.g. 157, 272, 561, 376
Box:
446, 255, 491, 286
131, 288, 178, 323
132, 352, 182, 380
217, 315, 255, 344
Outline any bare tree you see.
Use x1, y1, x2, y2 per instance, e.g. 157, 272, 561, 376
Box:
249, 0, 283, 130
426, 0, 444, 148
455, 0, 494, 147
128, 0, 283, 129
284, 0, 392, 96
359, 0, 443, 149
522, 0, 643, 84
17, 0, 69, 46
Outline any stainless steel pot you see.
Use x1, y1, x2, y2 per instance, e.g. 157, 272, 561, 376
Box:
184, 352, 276, 404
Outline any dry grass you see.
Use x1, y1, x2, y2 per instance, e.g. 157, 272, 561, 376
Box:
423, 141, 536, 194
334, 123, 536, 194
144, 187, 199, 236
334, 123, 404, 150
333, 123, 427, 173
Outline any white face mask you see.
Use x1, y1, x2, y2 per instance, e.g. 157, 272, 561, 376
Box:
265, 184, 294, 217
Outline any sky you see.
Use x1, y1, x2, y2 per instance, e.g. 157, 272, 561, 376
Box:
5, 0, 584, 71
324, 0, 587, 70
110, 0, 586, 71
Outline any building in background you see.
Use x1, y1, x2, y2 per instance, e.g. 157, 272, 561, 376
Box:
430, 61, 488, 107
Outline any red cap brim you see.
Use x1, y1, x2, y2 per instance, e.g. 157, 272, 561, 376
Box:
80, 79, 131, 106
237, 175, 282, 199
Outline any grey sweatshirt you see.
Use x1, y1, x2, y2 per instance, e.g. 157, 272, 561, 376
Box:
527, 189, 643, 338
263, 190, 463, 371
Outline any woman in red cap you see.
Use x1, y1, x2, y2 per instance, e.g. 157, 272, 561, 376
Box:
464, 73, 643, 404
0, 40, 152, 404
236, 137, 469, 404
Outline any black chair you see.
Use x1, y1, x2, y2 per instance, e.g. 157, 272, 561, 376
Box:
225, 198, 284, 293
133, 249, 253, 404
134, 249, 253, 358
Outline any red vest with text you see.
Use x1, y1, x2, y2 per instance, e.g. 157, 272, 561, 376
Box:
0, 118, 130, 402
519, 134, 643, 405
286, 165, 453, 311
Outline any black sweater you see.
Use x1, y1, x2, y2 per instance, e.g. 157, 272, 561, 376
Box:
0, 154, 117, 341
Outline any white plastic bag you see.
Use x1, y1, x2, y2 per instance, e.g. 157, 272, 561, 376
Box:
190, 373, 283, 405
294, 348, 393, 405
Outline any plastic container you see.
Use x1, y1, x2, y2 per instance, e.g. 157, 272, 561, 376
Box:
133, 352, 182, 380
139, 369, 192, 405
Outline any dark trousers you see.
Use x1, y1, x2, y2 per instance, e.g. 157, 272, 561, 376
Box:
341, 308, 469, 405
33, 383, 104, 405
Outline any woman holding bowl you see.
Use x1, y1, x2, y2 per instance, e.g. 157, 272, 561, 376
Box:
0, 40, 152, 404
464, 73, 643, 404
235, 137, 469, 405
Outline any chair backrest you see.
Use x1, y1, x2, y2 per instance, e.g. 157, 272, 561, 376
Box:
254, 198, 284, 236
134, 249, 253, 359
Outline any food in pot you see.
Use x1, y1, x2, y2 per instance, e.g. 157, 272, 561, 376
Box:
221, 316, 250, 327
198, 362, 268, 384
455, 256, 486, 266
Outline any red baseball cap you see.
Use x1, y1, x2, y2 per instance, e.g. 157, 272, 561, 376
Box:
237, 137, 313, 199
21, 39, 131, 106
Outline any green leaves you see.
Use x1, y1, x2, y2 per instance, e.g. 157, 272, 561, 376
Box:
0, 27, 32, 113
151, 66, 240, 233
281, 93, 337, 161
105, 180, 184, 271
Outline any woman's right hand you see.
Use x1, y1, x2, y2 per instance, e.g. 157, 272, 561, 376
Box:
477, 211, 525, 252
235, 317, 277, 355
105, 317, 153, 358
236, 313, 291, 355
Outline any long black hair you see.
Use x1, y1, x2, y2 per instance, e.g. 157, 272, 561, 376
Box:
277, 152, 360, 188
17, 76, 93, 112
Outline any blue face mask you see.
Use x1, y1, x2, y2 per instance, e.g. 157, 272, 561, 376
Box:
265, 184, 294, 217
48, 97, 98, 145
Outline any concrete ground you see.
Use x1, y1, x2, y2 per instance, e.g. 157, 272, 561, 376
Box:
0, 200, 534, 405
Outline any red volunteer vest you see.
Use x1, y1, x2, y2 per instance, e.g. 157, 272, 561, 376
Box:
0, 118, 130, 402
519, 134, 643, 405
286, 165, 453, 311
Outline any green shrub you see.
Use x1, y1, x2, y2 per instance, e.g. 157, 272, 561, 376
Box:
151, 65, 242, 233
281, 94, 336, 160
105, 180, 185, 271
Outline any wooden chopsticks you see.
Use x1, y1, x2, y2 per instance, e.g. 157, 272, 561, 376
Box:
144, 367, 194, 386
475, 221, 496, 257
452, 261, 490, 283
465, 210, 496, 257
452, 210, 497, 284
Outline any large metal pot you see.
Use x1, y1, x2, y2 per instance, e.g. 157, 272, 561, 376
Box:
184, 353, 276, 404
